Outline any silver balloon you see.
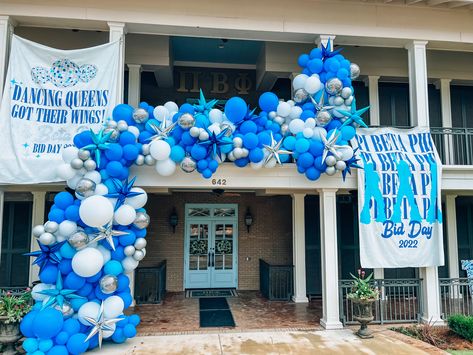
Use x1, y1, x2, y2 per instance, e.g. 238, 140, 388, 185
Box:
75, 178, 96, 198
54, 301, 74, 319
189, 126, 200, 138
180, 156, 197, 173
178, 113, 195, 129
124, 245, 136, 257
268, 111, 277, 119
233, 137, 243, 148
325, 155, 337, 167
220, 123, 233, 136
44, 221, 59, 233
350, 63, 360, 80
103, 127, 119, 142
78, 149, 91, 161
70, 158, 84, 170
293, 88, 309, 103
142, 248, 147, 257
133, 108, 149, 123
134, 237, 147, 250
84, 159, 97, 171
117, 120, 128, 132
273, 116, 284, 125
133, 250, 145, 261
39, 232, 55, 245
280, 123, 289, 136
68, 231, 89, 250
141, 144, 150, 156
344, 96, 354, 107
333, 96, 344, 106
316, 111, 332, 127
133, 211, 150, 229
144, 155, 156, 166
341, 87, 353, 99
107, 120, 118, 129
99, 274, 118, 294
335, 160, 347, 171
325, 78, 343, 95
135, 154, 145, 166
32, 225, 45, 238
325, 166, 337, 176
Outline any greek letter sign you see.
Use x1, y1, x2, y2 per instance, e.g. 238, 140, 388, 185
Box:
354, 127, 444, 268
0, 35, 119, 183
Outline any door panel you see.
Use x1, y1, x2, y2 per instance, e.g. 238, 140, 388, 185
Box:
211, 222, 237, 288
186, 222, 211, 289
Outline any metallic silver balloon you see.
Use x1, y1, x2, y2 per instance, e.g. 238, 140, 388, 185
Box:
341, 87, 353, 99
78, 149, 91, 161
32, 225, 45, 238
325, 155, 337, 167
220, 123, 233, 137
350, 63, 360, 80
83, 159, 97, 171
316, 111, 332, 127
124, 245, 136, 257
39, 232, 55, 245
117, 120, 128, 132
344, 96, 354, 106
177, 113, 195, 129
135, 154, 145, 166
99, 274, 118, 294
325, 166, 337, 176
335, 160, 347, 171
68, 231, 89, 250
134, 237, 147, 250
180, 156, 197, 173
54, 301, 74, 319
189, 126, 201, 138
333, 96, 344, 106
144, 155, 156, 166
141, 143, 150, 156
133, 211, 150, 229
107, 120, 118, 129
280, 123, 289, 136
44, 221, 59, 233
325, 78, 343, 95
293, 88, 309, 103
133, 108, 149, 123
233, 137, 243, 148
133, 250, 145, 261
70, 158, 84, 170
75, 178, 96, 198
103, 127, 119, 142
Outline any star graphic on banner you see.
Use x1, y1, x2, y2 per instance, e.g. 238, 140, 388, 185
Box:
263, 132, 292, 166
23, 143, 29, 149
104, 177, 143, 211
198, 127, 233, 162
336, 99, 369, 129
36, 154, 41, 158
84, 302, 123, 349
341, 148, 363, 181
320, 38, 343, 59
321, 129, 344, 162
88, 221, 128, 251
24, 240, 66, 273
147, 119, 177, 143
10, 79, 17, 85
38, 273, 85, 309
82, 129, 113, 168
193, 89, 218, 119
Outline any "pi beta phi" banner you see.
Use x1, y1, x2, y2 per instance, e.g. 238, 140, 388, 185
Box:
354, 127, 444, 268
0, 35, 119, 184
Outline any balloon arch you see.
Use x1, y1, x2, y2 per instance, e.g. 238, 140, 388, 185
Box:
20, 41, 368, 354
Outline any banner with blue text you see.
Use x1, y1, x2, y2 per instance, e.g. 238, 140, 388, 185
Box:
0, 35, 119, 183
354, 127, 444, 268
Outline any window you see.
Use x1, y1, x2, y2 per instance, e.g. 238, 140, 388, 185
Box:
379, 82, 410, 127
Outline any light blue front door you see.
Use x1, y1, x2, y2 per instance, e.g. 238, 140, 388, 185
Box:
184, 204, 238, 289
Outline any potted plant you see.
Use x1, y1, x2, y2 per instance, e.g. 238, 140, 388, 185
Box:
347, 269, 379, 339
0, 288, 32, 355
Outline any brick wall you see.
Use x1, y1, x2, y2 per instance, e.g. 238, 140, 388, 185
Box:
141, 192, 293, 291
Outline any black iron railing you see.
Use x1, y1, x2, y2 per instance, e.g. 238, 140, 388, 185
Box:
430, 127, 473, 165
259, 259, 293, 301
439, 278, 473, 319
134, 260, 167, 304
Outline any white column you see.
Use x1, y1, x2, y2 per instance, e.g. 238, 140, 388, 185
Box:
419, 266, 444, 324
446, 195, 459, 279
366, 75, 380, 126
291, 193, 308, 303
373, 268, 384, 279
318, 188, 343, 329
29, 191, 46, 285
0, 15, 15, 103
316, 35, 336, 50
0, 190, 4, 266
127, 64, 141, 108
405, 40, 430, 127
438, 79, 454, 164
108, 22, 126, 104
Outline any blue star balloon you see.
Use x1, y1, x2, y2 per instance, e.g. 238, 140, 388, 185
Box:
321, 38, 343, 59
198, 128, 233, 162
193, 89, 219, 119
234, 106, 257, 129
24, 240, 66, 273
342, 148, 363, 181
82, 128, 113, 167
336, 99, 370, 129
104, 176, 143, 210
38, 273, 85, 309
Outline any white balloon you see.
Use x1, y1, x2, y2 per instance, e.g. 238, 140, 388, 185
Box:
58, 221, 77, 238
305, 118, 316, 129
208, 123, 221, 135
312, 127, 327, 141
292, 74, 308, 90
83, 171, 101, 185
189, 126, 200, 137
289, 106, 303, 120
153, 105, 169, 121
78, 302, 100, 325
97, 244, 111, 263
164, 101, 179, 114
339, 146, 355, 161
333, 96, 344, 106
276, 102, 291, 118
79, 195, 114, 228
32, 225, 45, 238
103, 295, 124, 319
125, 187, 147, 209
155, 158, 176, 177
103, 323, 116, 338
303, 127, 314, 139
149, 140, 171, 161
114, 204, 137, 226
288, 119, 305, 134
62, 146, 79, 163
72, 247, 104, 277
199, 130, 210, 141
56, 235, 66, 242
39, 232, 56, 245
209, 109, 223, 124
32, 283, 55, 301
128, 125, 140, 139
94, 183, 109, 196
250, 161, 264, 170
122, 256, 139, 273
57, 164, 77, 180
265, 157, 277, 168
304, 76, 322, 95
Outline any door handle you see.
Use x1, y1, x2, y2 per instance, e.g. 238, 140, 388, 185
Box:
208, 251, 211, 267
211, 251, 215, 267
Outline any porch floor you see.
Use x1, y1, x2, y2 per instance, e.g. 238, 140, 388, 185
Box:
131, 291, 322, 335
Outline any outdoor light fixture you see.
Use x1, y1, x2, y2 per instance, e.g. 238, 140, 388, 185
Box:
169, 208, 178, 233
245, 208, 253, 233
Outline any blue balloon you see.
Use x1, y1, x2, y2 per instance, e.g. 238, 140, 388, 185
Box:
224, 97, 247, 123
86, 270, 103, 283
170, 145, 185, 162
181, 131, 196, 146
76, 282, 93, 297
46, 345, 68, 355
309, 140, 324, 156
295, 138, 310, 153
308, 59, 323, 74
300, 110, 314, 121
54, 192, 74, 210
39, 265, 58, 284
258, 92, 279, 112
314, 156, 327, 172
297, 54, 310, 68
105, 143, 123, 161
123, 324, 137, 338
23, 338, 39, 352
112, 327, 127, 344
208, 159, 219, 173
138, 131, 152, 144
190, 145, 207, 161
337, 68, 349, 80
341, 125, 356, 141
119, 230, 136, 246
283, 136, 296, 150
249, 148, 264, 163
239, 120, 257, 134
234, 157, 249, 167
119, 131, 136, 146
118, 291, 133, 309
243, 133, 258, 150
202, 169, 212, 179
60, 243, 76, 260
297, 152, 314, 168
106, 161, 124, 178
180, 103, 194, 114
117, 274, 130, 292
113, 104, 134, 125
309, 47, 322, 59
64, 205, 80, 222
20, 310, 38, 338
55, 332, 70, 345
306, 167, 321, 181
70, 298, 87, 312
39, 339, 53, 352
64, 272, 85, 289
128, 314, 141, 327
32, 308, 63, 339
112, 246, 125, 261
257, 132, 271, 147
104, 260, 124, 276
48, 209, 65, 223
62, 318, 80, 336
58, 259, 73, 275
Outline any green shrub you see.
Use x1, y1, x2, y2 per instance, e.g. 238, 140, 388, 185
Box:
448, 314, 473, 342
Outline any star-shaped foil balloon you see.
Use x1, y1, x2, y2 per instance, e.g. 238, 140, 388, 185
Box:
147, 118, 177, 143
38, 273, 85, 309
321, 38, 342, 59
310, 91, 334, 113
336, 99, 370, 129
263, 132, 293, 166
193, 89, 218, 119
342, 148, 363, 181
88, 221, 127, 251
198, 128, 233, 162
82, 129, 113, 168
84, 302, 123, 348
24, 240, 66, 273
321, 129, 344, 162
104, 177, 143, 211
234, 106, 258, 129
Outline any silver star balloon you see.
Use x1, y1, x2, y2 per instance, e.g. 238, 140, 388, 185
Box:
262, 132, 292, 166
309, 91, 334, 113
84, 302, 123, 348
321, 129, 344, 162
88, 222, 127, 251
147, 119, 177, 142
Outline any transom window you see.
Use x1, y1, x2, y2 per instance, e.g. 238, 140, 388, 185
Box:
186, 205, 237, 218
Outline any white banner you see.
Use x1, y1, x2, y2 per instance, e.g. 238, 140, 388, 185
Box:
0, 35, 119, 184
354, 127, 444, 268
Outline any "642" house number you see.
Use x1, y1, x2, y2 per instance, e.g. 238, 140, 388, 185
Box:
211, 179, 227, 186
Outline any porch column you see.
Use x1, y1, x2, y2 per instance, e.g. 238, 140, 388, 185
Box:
318, 188, 343, 329
405, 40, 430, 127
291, 193, 308, 303
29, 191, 46, 285
366, 75, 380, 126
127, 64, 141, 108
0, 190, 4, 265
419, 266, 443, 324
438, 79, 454, 164
446, 195, 459, 279
108, 22, 126, 104
0, 15, 15, 103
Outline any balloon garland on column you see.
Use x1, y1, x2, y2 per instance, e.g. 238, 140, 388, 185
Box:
21, 42, 368, 354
